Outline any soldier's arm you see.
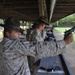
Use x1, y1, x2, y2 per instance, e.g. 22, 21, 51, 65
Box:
4, 38, 71, 59
36, 34, 73, 59
35, 40, 66, 59
15, 40, 66, 58
3, 39, 36, 57
12, 40, 66, 58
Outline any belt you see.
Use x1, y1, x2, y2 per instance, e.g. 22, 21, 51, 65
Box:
39, 66, 61, 72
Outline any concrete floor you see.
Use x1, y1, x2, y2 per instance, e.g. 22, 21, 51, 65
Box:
54, 30, 75, 75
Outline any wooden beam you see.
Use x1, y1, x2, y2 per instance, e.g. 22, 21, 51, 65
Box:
38, 0, 48, 18
0, 0, 38, 4
0, 9, 39, 21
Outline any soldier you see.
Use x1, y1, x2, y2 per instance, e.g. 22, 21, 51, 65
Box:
29, 16, 48, 74
30, 16, 48, 42
28, 16, 73, 75
0, 17, 73, 75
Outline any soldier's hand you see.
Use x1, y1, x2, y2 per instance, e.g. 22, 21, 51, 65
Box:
64, 34, 73, 45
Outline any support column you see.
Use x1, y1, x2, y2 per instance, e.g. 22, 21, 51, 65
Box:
38, 0, 48, 20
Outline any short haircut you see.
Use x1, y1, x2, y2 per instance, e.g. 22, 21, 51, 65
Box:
3, 28, 19, 37
3, 28, 12, 37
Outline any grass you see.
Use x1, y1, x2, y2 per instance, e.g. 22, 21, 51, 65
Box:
55, 27, 71, 33
55, 27, 75, 41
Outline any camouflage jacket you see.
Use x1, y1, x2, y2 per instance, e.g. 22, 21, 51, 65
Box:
0, 38, 66, 75
30, 29, 45, 42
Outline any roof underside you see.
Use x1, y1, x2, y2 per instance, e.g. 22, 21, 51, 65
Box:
0, 0, 75, 23
52, 0, 75, 22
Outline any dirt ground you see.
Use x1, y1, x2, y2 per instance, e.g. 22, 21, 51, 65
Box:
54, 30, 75, 75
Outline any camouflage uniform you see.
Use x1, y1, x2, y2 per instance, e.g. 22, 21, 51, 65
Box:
27, 28, 66, 75
31, 29, 46, 42
0, 37, 66, 75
